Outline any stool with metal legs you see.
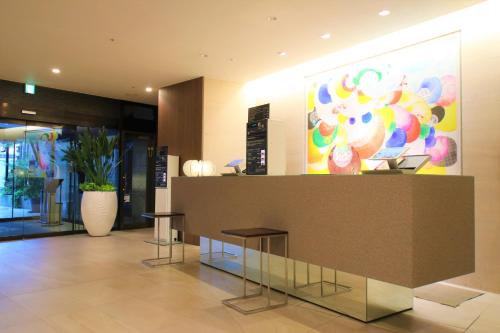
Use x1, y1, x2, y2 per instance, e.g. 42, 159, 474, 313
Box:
293, 261, 350, 297
221, 228, 288, 314
141, 212, 185, 267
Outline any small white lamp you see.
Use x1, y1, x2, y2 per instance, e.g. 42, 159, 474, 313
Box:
183, 160, 216, 177
183, 160, 201, 177
200, 160, 216, 176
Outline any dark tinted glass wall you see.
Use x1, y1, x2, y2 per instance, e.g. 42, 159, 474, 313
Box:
0, 79, 157, 238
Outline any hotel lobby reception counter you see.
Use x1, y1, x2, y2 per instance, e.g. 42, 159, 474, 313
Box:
171, 175, 474, 321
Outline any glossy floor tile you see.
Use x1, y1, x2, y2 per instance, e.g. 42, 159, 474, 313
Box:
0, 229, 498, 333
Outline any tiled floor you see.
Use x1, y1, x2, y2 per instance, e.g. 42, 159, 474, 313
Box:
0, 229, 498, 333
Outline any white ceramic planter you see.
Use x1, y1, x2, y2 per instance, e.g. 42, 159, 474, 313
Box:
81, 191, 117, 236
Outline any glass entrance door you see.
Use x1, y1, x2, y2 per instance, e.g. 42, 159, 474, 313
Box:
121, 132, 155, 229
0, 119, 78, 239
0, 120, 28, 237
23, 123, 76, 235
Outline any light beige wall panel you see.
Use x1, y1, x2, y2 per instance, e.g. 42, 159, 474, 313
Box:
452, 16, 500, 291
253, 84, 305, 175
202, 79, 248, 172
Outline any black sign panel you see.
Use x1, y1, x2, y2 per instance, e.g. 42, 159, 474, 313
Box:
155, 146, 168, 188
246, 120, 267, 175
248, 103, 270, 122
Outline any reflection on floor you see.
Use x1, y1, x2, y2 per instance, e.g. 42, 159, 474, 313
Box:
0, 228, 498, 333
0, 220, 74, 237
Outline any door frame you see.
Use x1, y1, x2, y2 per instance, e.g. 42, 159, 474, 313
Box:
118, 130, 156, 230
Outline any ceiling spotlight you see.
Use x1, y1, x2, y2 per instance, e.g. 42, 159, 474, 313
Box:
200, 53, 208, 58
277, 51, 287, 57
51, 68, 61, 74
378, 9, 391, 16
320, 33, 331, 40
145, 87, 153, 93
267, 16, 278, 21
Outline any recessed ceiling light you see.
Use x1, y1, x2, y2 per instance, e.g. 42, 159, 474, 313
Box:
320, 33, 331, 40
51, 68, 61, 74
378, 9, 391, 16
200, 53, 208, 58
278, 51, 287, 57
267, 16, 277, 21
145, 87, 153, 93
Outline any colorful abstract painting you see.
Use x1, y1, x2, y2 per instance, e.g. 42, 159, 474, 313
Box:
306, 33, 461, 175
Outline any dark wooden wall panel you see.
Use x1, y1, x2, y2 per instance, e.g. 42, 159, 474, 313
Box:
157, 77, 203, 245
0, 79, 122, 127
158, 77, 203, 172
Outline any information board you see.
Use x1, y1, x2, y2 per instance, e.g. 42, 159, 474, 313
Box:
248, 103, 270, 122
246, 120, 267, 175
155, 146, 168, 188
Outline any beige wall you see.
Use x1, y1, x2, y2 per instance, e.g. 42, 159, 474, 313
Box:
202, 1, 500, 292
202, 78, 250, 173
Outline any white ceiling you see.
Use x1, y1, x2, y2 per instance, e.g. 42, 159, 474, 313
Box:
0, 0, 483, 105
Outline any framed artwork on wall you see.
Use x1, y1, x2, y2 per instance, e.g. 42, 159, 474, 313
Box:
306, 32, 461, 175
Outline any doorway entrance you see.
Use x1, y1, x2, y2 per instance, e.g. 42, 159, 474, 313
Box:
120, 132, 155, 229
0, 119, 81, 239
0, 119, 123, 240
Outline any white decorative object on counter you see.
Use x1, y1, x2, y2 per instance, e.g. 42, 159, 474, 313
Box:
200, 160, 216, 176
183, 160, 201, 177
183, 160, 216, 177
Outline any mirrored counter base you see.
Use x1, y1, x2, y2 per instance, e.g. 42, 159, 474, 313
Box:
200, 237, 413, 322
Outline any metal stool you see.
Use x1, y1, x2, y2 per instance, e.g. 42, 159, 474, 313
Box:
141, 212, 185, 267
221, 227, 288, 314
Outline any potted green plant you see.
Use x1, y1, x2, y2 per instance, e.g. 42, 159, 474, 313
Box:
62, 128, 119, 236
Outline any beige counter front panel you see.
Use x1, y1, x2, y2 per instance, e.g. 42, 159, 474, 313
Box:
171, 175, 474, 288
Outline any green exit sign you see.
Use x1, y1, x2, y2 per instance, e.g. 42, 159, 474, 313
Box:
25, 83, 35, 94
